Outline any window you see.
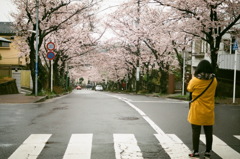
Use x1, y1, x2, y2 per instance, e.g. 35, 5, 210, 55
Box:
0, 42, 10, 47
195, 39, 202, 54
223, 39, 230, 53
195, 38, 205, 54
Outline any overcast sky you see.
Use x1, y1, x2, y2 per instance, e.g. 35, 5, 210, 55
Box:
0, 0, 127, 22
0, 0, 16, 22
0, 0, 126, 39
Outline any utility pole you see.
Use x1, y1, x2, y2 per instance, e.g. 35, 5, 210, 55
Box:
182, 51, 186, 96
66, 63, 69, 90
136, 0, 141, 93
35, 0, 39, 96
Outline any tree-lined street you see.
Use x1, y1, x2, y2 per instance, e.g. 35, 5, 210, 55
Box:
0, 90, 239, 159
1, 0, 238, 95
0, 1, 240, 158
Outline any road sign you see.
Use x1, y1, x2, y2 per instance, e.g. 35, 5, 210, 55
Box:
47, 52, 55, 60
46, 42, 55, 50
233, 40, 238, 50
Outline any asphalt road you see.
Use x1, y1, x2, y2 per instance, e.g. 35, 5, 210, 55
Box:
0, 90, 239, 159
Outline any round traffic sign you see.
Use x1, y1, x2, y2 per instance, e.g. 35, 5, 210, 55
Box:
47, 52, 55, 60
46, 42, 55, 50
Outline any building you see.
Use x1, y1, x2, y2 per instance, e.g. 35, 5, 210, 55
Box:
190, 25, 240, 98
0, 22, 31, 91
0, 22, 25, 67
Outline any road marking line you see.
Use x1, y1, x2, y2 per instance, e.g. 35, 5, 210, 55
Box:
8, 134, 51, 159
155, 134, 191, 159
123, 98, 146, 116
200, 134, 240, 158
131, 101, 187, 104
142, 116, 165, 135
107, 94, 187, 104
113, 134, 143, 159
63, 134, 93, 159
123, 98, 165, 135
234, 135, 240, 140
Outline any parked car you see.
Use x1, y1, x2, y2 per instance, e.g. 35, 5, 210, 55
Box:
95, 85, 103, 91
76, 86, 81, 90
86, 84, 93, 89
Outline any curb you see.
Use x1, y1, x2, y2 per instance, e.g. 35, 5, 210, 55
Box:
34, 92, 70, 103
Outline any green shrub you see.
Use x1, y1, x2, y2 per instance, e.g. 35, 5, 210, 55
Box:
53, 86, 65, 94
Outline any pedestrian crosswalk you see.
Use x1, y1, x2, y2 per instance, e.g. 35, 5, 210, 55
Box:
114, 134, 143, 159
8, 134, 52, 159
63, 134, 93, 159
200, 134, 240, 159
155, 134, 191, 159
7, 133, 240, 159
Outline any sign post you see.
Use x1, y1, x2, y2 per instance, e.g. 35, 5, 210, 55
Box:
51, 60, 53, 92
46, 42, 55, 50
46, 42, 55, 92
233, 40, 238, 103
47, 52, 55, 60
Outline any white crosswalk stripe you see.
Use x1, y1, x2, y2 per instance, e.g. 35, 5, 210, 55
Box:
8, 134, 51, 159
63, 134, 93, 159
113, 134, 143, 159
155, 134, 191, 159
7, 133, 240, 159
234, 135, 240, 140
200, 134, 240, 159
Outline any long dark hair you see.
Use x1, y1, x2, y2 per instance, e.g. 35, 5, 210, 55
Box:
194, 60, 214, 77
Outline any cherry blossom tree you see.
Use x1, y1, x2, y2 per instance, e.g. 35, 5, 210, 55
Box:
152, 0, 240, 72
43, 16, 98, 90
97, 43, 133, 90
138, 5, 184, 93
103, 0, 181, 93
12, 0, 99, 94
11, 0, 238, 94
97, 0, 239, 93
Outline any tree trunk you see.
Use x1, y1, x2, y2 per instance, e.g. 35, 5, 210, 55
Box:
159, 69, 168, 94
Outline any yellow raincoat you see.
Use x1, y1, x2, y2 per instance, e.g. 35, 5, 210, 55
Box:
187, 77, 217, 125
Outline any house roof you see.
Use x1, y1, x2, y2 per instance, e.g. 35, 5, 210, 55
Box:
0, 37, 12, 43
0, 22, 15, 36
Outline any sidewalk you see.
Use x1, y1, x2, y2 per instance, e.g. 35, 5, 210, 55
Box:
0, 88, 46, 103
0, 93, 46, 104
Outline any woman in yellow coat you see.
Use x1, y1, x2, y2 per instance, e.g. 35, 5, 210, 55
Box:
187, 60, 217, 158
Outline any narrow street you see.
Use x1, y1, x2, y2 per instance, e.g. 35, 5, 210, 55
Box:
0, 90, 239, 159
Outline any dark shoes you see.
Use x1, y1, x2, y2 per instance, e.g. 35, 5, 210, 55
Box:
204, 151, 211, 158
189, 151, 211, 158
189, 151, 200, 158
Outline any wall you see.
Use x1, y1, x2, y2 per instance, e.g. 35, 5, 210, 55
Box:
21, 70, 32, 89
0, 78, 18, 95
12, 70, 21, 92
0, 36, 25, 66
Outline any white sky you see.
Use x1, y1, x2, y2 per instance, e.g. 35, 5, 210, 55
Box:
0, 0, 127, 22
0, 0, 16, 22
0, 0, 126, 40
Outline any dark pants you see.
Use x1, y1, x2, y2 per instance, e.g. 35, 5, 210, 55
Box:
191, 124, 213, 152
